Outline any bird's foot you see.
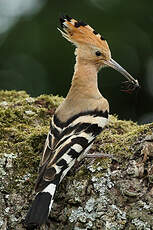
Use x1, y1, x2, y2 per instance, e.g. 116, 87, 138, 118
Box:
85, 152, 114, 159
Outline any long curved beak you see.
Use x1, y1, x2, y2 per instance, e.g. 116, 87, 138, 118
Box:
105, 58, 139, 87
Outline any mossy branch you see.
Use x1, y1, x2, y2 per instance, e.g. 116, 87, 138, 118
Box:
0, 91, 153, 229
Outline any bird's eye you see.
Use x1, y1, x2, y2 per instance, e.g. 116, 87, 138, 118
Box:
95, 51, 102, 56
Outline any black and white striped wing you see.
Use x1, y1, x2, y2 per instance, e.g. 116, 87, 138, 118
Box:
35, 109, 108, 192
38, 120, 62, 171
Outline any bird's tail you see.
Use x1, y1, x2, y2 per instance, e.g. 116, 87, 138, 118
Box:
24, 183, 56, 228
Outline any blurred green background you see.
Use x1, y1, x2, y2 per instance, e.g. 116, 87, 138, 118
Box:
0, 0, 153, 124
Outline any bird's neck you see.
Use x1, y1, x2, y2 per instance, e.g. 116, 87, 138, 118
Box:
55, 55, 108, 122
66, 56, 101, 99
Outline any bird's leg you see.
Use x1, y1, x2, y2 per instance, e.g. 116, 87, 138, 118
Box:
73, 152, 114, 171
85, 152, 114, 159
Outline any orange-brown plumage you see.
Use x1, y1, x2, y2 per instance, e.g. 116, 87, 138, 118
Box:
60, 17, 106, 46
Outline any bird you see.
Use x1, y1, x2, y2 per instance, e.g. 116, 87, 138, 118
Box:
25, 15, 139, 228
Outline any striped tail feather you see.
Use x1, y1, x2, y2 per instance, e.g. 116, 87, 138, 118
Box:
25, 183, 56, 228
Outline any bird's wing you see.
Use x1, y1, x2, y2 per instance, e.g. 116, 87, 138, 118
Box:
35, 110, 108, 192
38, 118, 63, 171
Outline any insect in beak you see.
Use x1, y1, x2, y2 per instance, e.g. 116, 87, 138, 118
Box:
121, 80, 140, 94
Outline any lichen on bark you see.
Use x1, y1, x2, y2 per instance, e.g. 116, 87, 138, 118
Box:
0, 90, 153, 230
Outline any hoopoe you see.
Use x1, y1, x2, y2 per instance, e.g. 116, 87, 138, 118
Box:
25, 15, 139, 228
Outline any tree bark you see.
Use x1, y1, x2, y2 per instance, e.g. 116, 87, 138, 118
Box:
0, 90, 153, 230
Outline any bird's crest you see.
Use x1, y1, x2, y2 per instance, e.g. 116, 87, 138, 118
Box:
58, 15, 109, 50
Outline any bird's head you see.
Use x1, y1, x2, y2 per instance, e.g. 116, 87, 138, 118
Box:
58, 15, 139, 88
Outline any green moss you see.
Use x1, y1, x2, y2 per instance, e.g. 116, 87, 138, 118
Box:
0, 90, 28, 103
0, 90, 63, 193
96, 115, 153, 159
